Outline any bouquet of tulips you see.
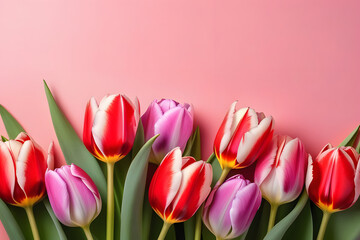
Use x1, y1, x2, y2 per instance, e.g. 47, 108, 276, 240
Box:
0, 81, 360, 240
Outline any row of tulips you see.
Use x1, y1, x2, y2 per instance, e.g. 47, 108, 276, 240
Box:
0, 90, 359, 240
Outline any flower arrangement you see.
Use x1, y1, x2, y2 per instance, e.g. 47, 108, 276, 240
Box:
0, 81, 359, 240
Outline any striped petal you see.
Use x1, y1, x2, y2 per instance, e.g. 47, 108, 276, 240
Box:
83, 97, 98, 153
149, 148, 184, 219
0, 142, 16, 204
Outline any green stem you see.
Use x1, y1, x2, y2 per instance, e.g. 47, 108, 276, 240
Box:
317, 211, 331, 240
82, 225, 94, 240
106, 162, 115, 240
267, 203, 279, 232
215, 167, 231, 187
194, 204, 204, 240
158, 221, 172, 240
25, 206, 40, 240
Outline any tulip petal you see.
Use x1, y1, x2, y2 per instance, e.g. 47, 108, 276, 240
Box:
158, 99, 178, 113
149, 148, 183, 219
227, 183, 261, 238
153, 106, 193, 155
47, 142, 55, 170
16, 140, 46, 200
45, 170, 74, 226
141, 101, 163, 141
83, 97, 98, 151
0, 142, 16, 204
169, 161, 212, 222
236, 116, 273, 167
15, 132, 31, 143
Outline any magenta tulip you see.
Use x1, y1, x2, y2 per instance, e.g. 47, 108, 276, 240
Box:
45, 164, 101, 228
255, 135, 307, 205
142, 99, 193, 164
202, 175, 262, 239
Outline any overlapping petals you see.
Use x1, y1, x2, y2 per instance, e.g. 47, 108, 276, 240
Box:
148, 147, 212, 223
255, 135, 307, 204
306, 144, 360, 212
83, 94, 140, 163
0, 132, 51, 207
214, 101, 274, 169
142, 99, 193, 164
45, 164, 102, 227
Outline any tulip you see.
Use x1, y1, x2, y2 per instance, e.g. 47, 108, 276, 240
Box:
0, 132, 53, 240
46, 164, 101, 240
148, 147, 212, 240
141, 99, 194, 164
83, 94, 140, 240
254, 135, 307, 231
202, 175, 262, 240
213, 101, 274, 186
306, 144, 360, 240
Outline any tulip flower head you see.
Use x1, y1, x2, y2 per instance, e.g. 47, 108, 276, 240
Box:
214, 101, 274, 170
142, 99, 194, 164
306, 144, 360, 213
0, 132, 52, 207
255, 135, 307, 205
203, 175, 262, 239
83, 94, 140, 163
45, 164, 102, 227
148, 147, 212, 223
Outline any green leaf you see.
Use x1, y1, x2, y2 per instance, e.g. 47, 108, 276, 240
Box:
132, 121, 145, 159
338, 125, 360, 148
0, 105, 25, 139
264, 190, 309, 240
43, 199, 67, 240
142, 191, 153, 240
0, 199, 25, 240
43, 80, 107, 199
282, 201, 312, 240
1, 135, 8, 142
245, 201, 270, 240
209, 154, 222, 187
183, 127, 202, 160
120, 135, 159, 240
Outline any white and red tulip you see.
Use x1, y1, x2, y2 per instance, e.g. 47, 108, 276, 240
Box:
202, 175, 262, 239
45, 164, 102, 227
306, 144, 360, 213
214, 101, 274, 169
255, 135, 307, 205
142, 99, 194, 164
148, 147, 212, 223
0, 132, 52, 207
83, 94, 140, 163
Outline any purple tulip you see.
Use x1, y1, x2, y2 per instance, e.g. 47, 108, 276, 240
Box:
45, 164, 102, 227
141, 99, 194, 164
202, 175, 262, 239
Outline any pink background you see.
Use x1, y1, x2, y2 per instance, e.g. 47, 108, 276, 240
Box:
1, 1, 360, 238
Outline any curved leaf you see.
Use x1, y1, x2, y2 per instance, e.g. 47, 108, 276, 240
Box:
0, 200, 25, 240
0, 105, 25, 139
120, 135, 158, 240
43, 80, 107, 199
264, 190, 309, 240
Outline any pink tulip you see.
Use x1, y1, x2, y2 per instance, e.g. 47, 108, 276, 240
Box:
83, 94, 140, 163
142, 99, 193, 164
214, 101, 274, 170
45, 164, 102, 227
255, 135, 307, 205
203, 175, 262, 239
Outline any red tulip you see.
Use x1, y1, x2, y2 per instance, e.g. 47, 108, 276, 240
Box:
214, 101, 274, 169
0, 132, 53, 207
148, 147, 212, 223
306, 144, 360, 213
83, 94, 140, 163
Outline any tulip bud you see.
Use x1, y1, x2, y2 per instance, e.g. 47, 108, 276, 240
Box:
0, 132, 51, 207
202, 175, 262, 239
83, 94, 140, 163
45, 164, 102, 227
142, 99, 194, 164
148, 147, 212, 223
214, 101, 274, 170
306, 144, 360, 213
255, 135, 307, 205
